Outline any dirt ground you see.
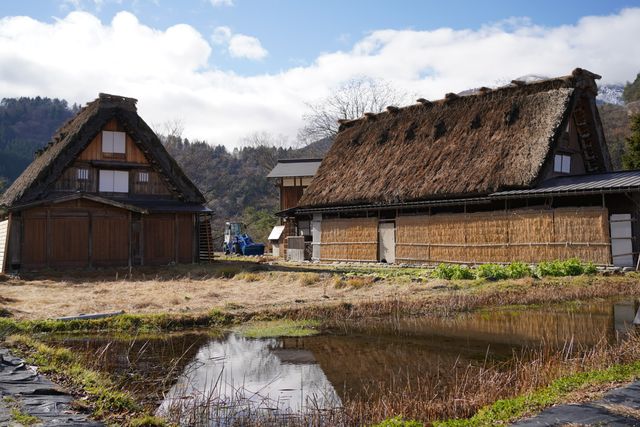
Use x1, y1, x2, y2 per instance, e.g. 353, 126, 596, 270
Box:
0, 259, 434, 320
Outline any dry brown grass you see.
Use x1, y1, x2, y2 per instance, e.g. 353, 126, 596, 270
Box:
340, 334, 640, 425
0, 261, 639, 321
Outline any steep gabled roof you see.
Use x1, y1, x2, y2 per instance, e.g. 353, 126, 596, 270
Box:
0, 93, 205, 207
298, 68, 610, 209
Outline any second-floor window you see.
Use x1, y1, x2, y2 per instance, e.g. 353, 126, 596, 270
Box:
102, 131, 126, 156
99, 170, 129, 193
138, 171, 149, 183
554, 154, 571, 174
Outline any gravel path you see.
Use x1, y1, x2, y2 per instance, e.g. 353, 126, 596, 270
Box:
0, 348, 102, 426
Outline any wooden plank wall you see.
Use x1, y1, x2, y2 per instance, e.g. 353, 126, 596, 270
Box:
92, 213, 129, 266
143, 214, 175, 265
320, 217, 378, 261
396, 207, 611, 264
77, 119, 148, 164
280, 186, 304, 210
18, 200, 196, 269
176, 214, 194, 263
143, 213, 194, 265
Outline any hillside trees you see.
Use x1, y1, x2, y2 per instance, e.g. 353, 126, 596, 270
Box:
622, 114, 640, 170
623, 73, 640, 103
598, 103, 631, 170
0, 97, 75, 183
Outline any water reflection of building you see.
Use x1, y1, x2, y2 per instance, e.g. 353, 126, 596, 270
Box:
158, 334, 341, 419
613, 302, 639, 337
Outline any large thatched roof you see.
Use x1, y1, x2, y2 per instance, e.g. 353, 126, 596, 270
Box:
0, 93, 205, 208
298, 68, 609, 209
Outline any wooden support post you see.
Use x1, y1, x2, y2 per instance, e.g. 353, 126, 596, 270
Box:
174, 213, 178, 263
140, 216, 144, 266
46, 208, 51, 268
88, 213, 93, 268
128, 211, 132, 268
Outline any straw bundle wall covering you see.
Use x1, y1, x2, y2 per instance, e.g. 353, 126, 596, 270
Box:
320, 218, 378, 261
396, 207, 611, 264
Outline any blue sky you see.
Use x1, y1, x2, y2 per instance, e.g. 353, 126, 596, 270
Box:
3, 0, 637, 75
1, 1, 639, 146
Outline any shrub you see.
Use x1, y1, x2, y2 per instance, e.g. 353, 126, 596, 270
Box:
475, 264, 509, 281
506, 261, 533, 279
450, 265, 475, 280
583, 262, 598, 275
535, 259, 597, 277
431, 264, 474, 280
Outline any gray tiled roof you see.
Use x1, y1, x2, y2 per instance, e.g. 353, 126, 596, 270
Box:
492, 170, 640, 197
267, 158, 322, 178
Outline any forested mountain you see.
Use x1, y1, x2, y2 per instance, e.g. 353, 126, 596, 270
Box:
0, 97, 77, 184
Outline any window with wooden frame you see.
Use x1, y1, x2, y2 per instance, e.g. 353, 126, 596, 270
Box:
102, 131, 126, 158
554, 154, 571, 174
76, 168, 89, 181
99, 170, 129, 193
137, 171, 149, 183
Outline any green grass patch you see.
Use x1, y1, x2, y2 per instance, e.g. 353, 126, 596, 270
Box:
0, 311, 238, 338
7, 335, 141, 418
372, 416, 424, 427
433, 360, 640, 427
237, 319, 321, 338
128, 415, 168, 426
10, 408, 40, 425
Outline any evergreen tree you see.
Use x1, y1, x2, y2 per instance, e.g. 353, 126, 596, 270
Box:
623, 73, 640, 103
622, 115, 640, 169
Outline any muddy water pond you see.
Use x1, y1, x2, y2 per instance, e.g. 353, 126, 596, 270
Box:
46, 300, 639, 423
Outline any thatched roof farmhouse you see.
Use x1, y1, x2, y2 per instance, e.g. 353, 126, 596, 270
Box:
281, 69, 640, 267
0, 93, 213, 272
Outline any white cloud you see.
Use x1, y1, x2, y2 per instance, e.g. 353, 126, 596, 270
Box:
0, 9, 639, 148
211, 26, 268, 60
228, 34, 268, 59
211, 25, 232, 44
210, 0, 233, 6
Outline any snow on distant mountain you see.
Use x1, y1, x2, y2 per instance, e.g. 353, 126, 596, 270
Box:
456, 75, 625, 106
513, 74, 548, 83
597, 84, 624, 105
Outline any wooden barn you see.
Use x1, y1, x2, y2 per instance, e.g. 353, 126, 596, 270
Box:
287, 69, 640, 267
0, 93, 213, 272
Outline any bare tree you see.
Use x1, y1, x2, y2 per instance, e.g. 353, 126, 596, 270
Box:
298, 77, 411, 143
152, 118, 185, 145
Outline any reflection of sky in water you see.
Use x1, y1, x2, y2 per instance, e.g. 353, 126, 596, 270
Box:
159, 334, 341, 418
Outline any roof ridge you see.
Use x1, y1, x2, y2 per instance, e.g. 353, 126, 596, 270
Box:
340, 68, 600, 127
